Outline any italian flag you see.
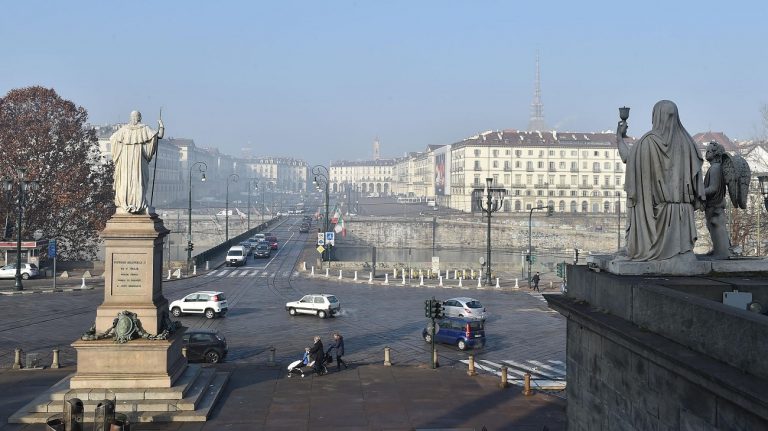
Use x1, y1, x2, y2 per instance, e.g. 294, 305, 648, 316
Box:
334, 213, 347, 238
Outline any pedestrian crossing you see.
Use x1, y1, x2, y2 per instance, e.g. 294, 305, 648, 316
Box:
459, 358, 566, 391
204, 269, 272, 278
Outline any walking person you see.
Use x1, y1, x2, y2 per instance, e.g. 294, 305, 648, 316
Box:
326, 332, 348, 371
532, 272, 540, 292
308, 335, 325, 375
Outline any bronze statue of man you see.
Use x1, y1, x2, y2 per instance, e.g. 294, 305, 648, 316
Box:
110, 111, 164, 214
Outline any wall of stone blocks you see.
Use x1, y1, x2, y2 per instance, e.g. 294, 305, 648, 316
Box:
565, 320, 768, 431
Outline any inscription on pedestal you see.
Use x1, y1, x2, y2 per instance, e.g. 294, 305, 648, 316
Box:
112, 253, 146, 293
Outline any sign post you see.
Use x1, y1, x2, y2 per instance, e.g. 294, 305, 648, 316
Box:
48, 239, 57, 290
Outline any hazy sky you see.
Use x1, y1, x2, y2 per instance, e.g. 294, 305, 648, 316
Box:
2, 1, 767, 165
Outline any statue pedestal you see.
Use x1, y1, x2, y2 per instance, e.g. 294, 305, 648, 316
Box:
588, 252, 768, 276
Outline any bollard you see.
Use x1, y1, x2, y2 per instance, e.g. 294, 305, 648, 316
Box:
436, 269, 441, 279
338, 270, 343, 280
463, 269, 467, 279
80, 278, 86, 289
500, 365, 509, 388
402, 273, 406, 285
182, 346, 187, 358
419, 275, 424, 286
51, 348, 60, 369
393, 268, 397, 278
325, 268, 329, 277
302, 261, 307, 271
13, 348, 22, 369
496, 278, 500, 288
384, 347, 392, 366
479, 270, 482, 281
384, 273, 389, 285
458, 277, 463, 287
354, 271, 358, 281
311, 266, 315, 276
419, 269, 423, 278
550, 281, 553, 289
368, 272, 373, 284
454, 270, 458, 279
432, 347, 440, 368
439, 276, 443, 287
206, 260, 210, 271
467, 354, 478, 376
267, 347, 276, 366
514, 278, 519, 289
167, 269, 171, 280
477, 277, 482, 288
522, 372, 534, 396
193, 265, 197, 276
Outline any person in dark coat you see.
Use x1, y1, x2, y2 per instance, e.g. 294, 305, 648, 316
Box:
532, 272, 540, 292
308, 335, 325, 375
326, 332, 348, 371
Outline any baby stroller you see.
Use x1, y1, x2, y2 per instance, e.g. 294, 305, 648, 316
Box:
287, 349, 327, 378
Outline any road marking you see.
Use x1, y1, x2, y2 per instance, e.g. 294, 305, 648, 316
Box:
227, 270, 239, 278
460, 358, 566, 391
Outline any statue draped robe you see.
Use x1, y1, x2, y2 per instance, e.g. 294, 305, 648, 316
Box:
110, 124, 158, 214
623, 101, 704, 261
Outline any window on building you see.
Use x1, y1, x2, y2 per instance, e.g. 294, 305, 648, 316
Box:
571, 190, 577, 197
604, 176, 611, 186
593, 176, 599, 185
559, 190, 565, 196
594, 151, 599, 157
515, 174, 521, 184
505, 150, 511, 156
504, 161, 511, 170
560, 150, 566, 157
526, 174, 532, 184
538, 161, 544, 168
527, 161, 534, 170
537, 190, 543, 196
549, 162, 555, 171
474, 161, 481, 170
559, 162, 566, 169
526, 190, 531, 196
604, 162, 611, 170
474, 176, 481, 185
493, 160, 499, 168
582, 176, 588, 186
549, 150, 554, 156
504, 174, 510, 185
538, 175, 544, 184
616, 176, 621, 186
493, 149, 499, 157
493, 174, 499, 184
571, 161, 578, 171
515, 161, 521, 168
528, 150, 533, 156
605, 151, 610, 158
474, 149, 481, 156
560, 175, 566, 185
515, 150, 521, 157
515, 200, 521, 210
582, 201, 589, 212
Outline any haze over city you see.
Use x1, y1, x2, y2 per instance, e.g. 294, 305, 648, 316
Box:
2, 1, 767, 164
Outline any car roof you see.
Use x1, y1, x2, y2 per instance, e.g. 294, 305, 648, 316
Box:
186, 328, 219, 335
447, 297, 478, 302
189, 291, 224, 295
304, 293, 336, 297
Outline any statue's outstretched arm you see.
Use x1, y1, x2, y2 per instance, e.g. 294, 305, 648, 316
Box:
616, 121, 629, 163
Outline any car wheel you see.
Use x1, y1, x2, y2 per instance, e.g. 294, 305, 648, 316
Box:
21, 273, 29, 280
457, 340, 467, 351
424, 334, 432, 343
205, 309, 215, 319
288, 308, 297, 316
318, 310, 327, 319
171, 307, 182, 317
458, 314, 463, 317
204, 350, 221, 364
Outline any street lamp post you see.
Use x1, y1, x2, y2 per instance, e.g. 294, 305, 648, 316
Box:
3, 168, 39, 291
247, 178, 258, 231
187, 161, 207, 271
475, 177, 506, 286
528, 204, 554, 287
312, 165, 330, 264
225, 173, 240, 243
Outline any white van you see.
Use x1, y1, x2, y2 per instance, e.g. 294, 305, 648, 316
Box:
226, 245, 247, 267
426, 198, 436, 207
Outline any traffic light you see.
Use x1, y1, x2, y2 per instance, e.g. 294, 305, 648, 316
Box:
530, 254, 536, 264
187, 241, 194, 252
525, 254, 530, 263
574, 248, 579, 265
432, 300, 443, 319
556, 262, 564, 278
547, 204, 554, 216
424, 299, 433, 318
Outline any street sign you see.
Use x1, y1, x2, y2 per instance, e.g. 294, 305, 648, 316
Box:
325, 231, 335, 246
48, 239, 56, 257
317, 233, 325, 246
316, 245, 325, 254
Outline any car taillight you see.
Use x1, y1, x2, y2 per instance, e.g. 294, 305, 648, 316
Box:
464, 308, 472, 314
465, 323, 471, 338
211, 295, 219, 302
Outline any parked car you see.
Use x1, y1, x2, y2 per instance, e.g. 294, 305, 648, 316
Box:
442, 297, 488, 320
299, 223, 310, 233
182, 329, 228, 363
422, 316, 486, 350
265, 236, 278, 250
253, 242, 271, 258
169, 291, 228, 319
285, 294, 340, 319
225, 245, 247, 266
0, 263, 39, 280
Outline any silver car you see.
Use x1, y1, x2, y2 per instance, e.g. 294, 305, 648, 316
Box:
0, 263, 39, 280
442, 297, 487, 320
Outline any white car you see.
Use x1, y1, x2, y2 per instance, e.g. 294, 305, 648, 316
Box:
285, 294, 340, 319
0, 263, 39, 280
169, 291, 228, 319
442, 297, 487, 320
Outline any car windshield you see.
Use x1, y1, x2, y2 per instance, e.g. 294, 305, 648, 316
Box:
465, 301, 483, 309
228, 250, 243, 256
327, 296, 338, 303
257, 244, 269, 250
468, 320, 484, 330
216, 293, 226, 300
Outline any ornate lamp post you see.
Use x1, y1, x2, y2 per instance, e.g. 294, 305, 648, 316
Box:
225, 173, 240, 242
3, 168, 39, 291
247, 178, 258, 231
312, 165, 330, 263
475, 177, 506, 285
528, 203, 554, 287
759, 176, 768, 212
187, 161, 206, 271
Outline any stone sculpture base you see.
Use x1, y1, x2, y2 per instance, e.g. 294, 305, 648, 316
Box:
70, 330, 186, 389
8, 365, 229, 424
588, 252, 768, 276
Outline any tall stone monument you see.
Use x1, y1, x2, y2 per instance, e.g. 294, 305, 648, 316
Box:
9, 111, 227, 425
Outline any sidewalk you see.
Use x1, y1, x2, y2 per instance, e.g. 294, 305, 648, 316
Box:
1, 362, 566, 431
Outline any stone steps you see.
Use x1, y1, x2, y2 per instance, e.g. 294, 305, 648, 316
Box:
9, 365, 229, 424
